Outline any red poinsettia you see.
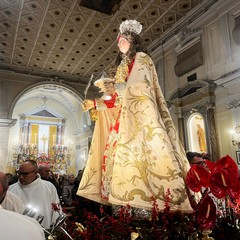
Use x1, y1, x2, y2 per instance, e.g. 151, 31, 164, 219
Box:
209, 155, 240, 199
197, 195, 216, 230
186, 164, 210, 192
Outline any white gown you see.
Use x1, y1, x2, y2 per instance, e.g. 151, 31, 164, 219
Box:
1, 190, 25, 214
9, 176, 61, 229
0, 205, 45, 240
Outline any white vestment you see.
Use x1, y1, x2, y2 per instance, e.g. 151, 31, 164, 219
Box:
0, 205, 45, 240
1, 191, 25, 214
9, 176, 61, 229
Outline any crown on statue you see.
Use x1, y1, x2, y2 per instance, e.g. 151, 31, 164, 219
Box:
119, 19, 142, 35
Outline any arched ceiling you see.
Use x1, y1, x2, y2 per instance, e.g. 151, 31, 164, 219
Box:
18, 84, 80, 114
0, 0, 209, 86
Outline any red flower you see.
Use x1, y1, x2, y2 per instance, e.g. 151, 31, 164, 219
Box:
209, 155, 239, 198
205, 160, 215, 173
197, 195, 216, 230
186, 164, 210, 192
51, 203, 61, 211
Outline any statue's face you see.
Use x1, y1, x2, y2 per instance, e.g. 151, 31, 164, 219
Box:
117, 36, 130, 54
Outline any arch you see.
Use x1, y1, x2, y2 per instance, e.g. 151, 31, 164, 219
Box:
9, 81, 85, 118
187, 112, 207, 153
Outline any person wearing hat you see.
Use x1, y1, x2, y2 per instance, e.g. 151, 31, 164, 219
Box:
78, 19, 195, 213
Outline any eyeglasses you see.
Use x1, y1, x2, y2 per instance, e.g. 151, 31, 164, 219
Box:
17, 170, 36, 176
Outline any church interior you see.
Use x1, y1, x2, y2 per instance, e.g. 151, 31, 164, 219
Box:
1, 0, 240, 239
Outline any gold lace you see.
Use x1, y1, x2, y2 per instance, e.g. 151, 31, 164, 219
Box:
115, 57, 131, 83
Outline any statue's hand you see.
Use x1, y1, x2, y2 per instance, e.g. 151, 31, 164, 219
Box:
99, 82, 115, 96
81, 99, 95, 112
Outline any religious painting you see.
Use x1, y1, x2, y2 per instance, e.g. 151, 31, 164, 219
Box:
187, 113, 207, 153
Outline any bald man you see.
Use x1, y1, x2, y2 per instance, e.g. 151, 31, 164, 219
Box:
9, 160, 61, 229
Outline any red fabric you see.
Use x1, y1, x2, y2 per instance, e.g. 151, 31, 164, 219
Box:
103, 93, 118, 108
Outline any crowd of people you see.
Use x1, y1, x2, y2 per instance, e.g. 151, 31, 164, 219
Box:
0, 161, 84, 239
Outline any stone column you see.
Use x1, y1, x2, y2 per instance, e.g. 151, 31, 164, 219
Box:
205, 102, 220, 162
175, 109, 186, 149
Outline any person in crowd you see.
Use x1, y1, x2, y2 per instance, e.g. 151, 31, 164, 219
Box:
38, 163, 61, 197
5, 172, 12, 182
62, 174, 75, 207
186, 151, 205, 165
0, 177, 45, 240
9, 160, 61, 229
78, 19, 195, 212
186, 151, 213, 173
72, 169, 84, 200
202, 152, 211, 160
0, 171, 24, 213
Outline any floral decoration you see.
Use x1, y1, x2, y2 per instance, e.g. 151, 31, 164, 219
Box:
53, 155, 240, 240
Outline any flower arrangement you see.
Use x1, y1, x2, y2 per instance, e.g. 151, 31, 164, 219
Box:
56, 155, 240, 240
186, 155, 240, 239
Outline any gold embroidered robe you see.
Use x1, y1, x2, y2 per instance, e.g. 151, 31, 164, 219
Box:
78, 52, 193, 212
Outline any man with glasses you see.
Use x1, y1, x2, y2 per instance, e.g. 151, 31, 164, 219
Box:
0, 171, 24, 213
9, 160, 61, 229
0, 172, 45, 240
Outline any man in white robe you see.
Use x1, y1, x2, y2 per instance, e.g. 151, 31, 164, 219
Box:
0, 172, 24, 213
9, 160, 61, 229
0, 205, 45, 240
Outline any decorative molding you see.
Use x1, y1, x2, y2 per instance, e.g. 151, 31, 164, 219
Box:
0, 118, 17, 127
175, 29, 202, 54
227, 99, 240, 109
215, 68, 240, 87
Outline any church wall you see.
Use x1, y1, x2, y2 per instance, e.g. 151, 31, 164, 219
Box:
151, 0, 240, 162
163, 51, 178, 100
